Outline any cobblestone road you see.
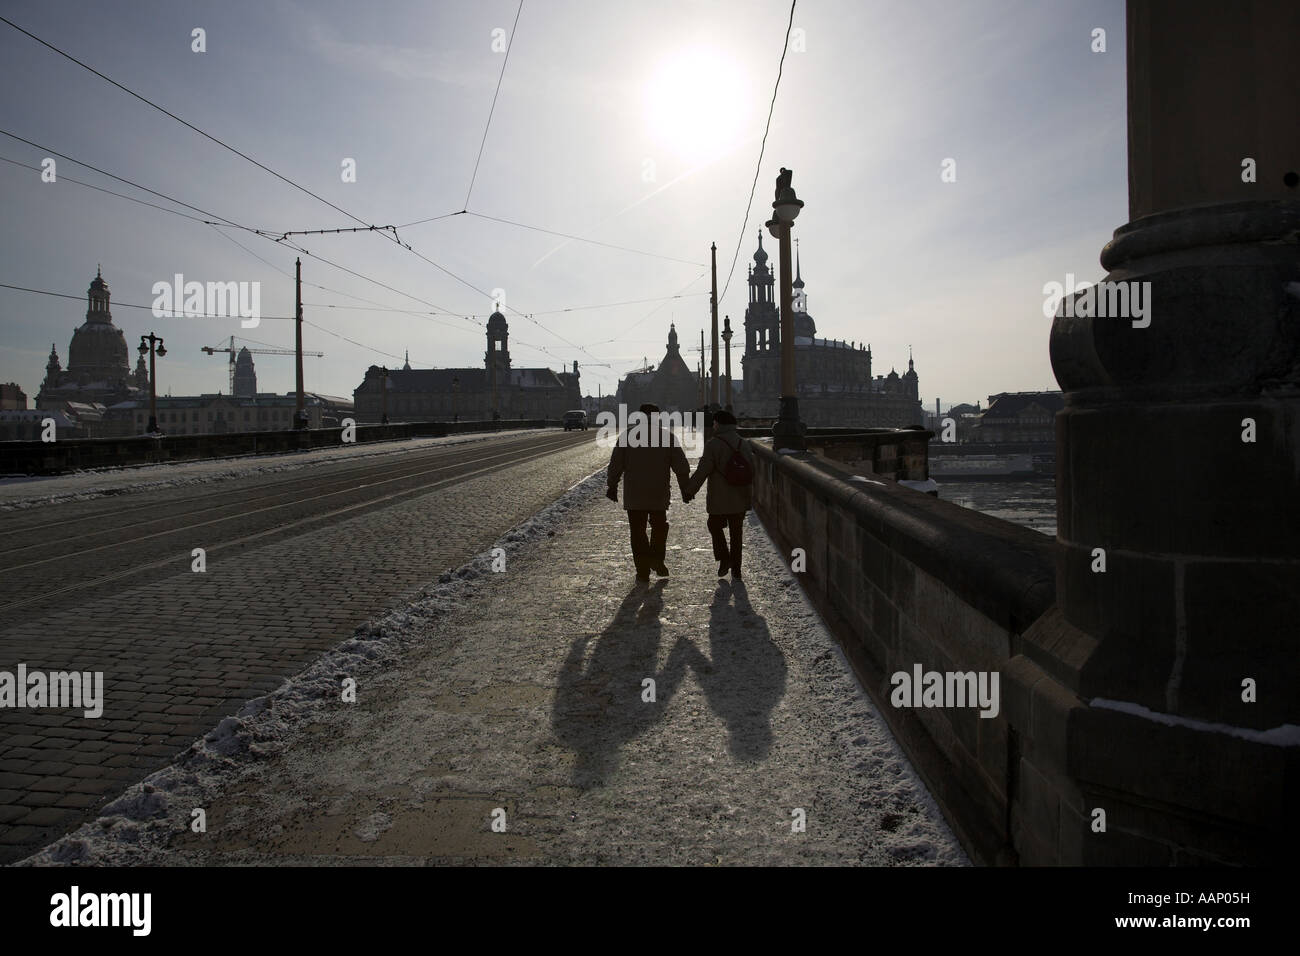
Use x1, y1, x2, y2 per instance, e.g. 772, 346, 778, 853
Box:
22, 469, 965, 867
0, 430, 605, 862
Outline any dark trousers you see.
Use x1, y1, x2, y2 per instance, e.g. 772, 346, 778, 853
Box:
707, 513, 745, 570
627, 510, 669, 574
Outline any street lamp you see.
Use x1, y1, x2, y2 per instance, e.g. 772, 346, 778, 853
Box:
766, 167, 806, 451
138, 333, 166, 434
721, 315, 734, 409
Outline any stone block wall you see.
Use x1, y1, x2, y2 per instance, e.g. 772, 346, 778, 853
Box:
749, 440, 1296, 864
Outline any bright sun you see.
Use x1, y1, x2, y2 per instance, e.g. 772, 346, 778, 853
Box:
643, 46, 749, 167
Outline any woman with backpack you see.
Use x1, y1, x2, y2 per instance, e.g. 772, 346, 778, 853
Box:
684, 409, 757, 578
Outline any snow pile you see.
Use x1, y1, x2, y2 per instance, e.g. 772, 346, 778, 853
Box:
1091, 698, 1300, 746
17, 467, 609, 866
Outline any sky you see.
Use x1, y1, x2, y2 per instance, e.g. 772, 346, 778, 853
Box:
0, 0, 1127, 411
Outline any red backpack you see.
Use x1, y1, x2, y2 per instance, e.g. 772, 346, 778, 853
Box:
720, 434, 753, 486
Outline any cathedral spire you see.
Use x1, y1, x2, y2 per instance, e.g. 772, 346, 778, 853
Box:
793, 238, 804, 289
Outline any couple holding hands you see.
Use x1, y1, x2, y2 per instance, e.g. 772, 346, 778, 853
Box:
606, 403, 757, 582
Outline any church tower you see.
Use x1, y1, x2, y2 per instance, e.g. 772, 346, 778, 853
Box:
233, 347, 257, 398
743, 233, 780, 355
903, 347, 919, 401
43, 343, 61, 386
485, 308, 511, 373
741, 233, 782, 402
790, 243, 816, 340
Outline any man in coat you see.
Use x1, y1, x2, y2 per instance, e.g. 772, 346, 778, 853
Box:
684, 409, 757, 578
607, 403, 692, 582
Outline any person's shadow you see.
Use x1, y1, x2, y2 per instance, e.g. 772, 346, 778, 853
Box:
676, 579, 787, 761
551, 581, 690, 788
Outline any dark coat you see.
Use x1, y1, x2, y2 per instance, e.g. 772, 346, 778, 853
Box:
686, 424, 756, 514
608, 428, 691, 512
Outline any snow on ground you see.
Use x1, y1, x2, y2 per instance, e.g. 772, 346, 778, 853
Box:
18, 469, 611, 866
20, 466, 968, 867
0, 428, 544, 511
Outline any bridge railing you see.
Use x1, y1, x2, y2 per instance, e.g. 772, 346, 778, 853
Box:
750, 437, 1057, 864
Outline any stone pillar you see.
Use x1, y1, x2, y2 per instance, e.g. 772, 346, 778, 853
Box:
1050, 0, 1299, 732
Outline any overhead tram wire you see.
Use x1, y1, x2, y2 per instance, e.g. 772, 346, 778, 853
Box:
391, 210, 467, 228
0, 138, 587, 368
463, 0, 524, 210
0, 155, 479, 358
590, 271, 711, 346
718, 0, 797, 305
297, 289, 711, 318
0, 130, 257, 233
0, 154, 221, 227
0, 17, 612, 364
0, 14, 374, 232
392, 210, 708, 268
0, 282, 296, 320
209, 225, 464, 325
0, 17, 610, 365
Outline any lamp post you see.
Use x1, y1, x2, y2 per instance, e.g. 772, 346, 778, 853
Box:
380, 365, 389, 425
710, 241, 719, 406
721, 315, 734, 408
293, 257, 309, 430
451, 375, 459, 422
767, 167, 806, 451
138, 333, 166, 434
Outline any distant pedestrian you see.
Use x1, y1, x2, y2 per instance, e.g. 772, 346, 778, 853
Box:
606, 403, 692, 582
684, 409, 756, 578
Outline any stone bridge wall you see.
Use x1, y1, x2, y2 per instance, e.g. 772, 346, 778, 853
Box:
749, 439, 1293, 865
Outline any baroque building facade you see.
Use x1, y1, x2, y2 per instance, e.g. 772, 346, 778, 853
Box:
353, 309, 581, 422
28, 270, 353, 437
614, 324, 699, 412
733, 236, 921, 427
36, 269, 149, 413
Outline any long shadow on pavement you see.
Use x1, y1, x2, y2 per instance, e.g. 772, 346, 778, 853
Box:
551, 581, 690, 789
677, 579, 787, 761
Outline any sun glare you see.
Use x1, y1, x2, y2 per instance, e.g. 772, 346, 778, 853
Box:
643, 46, 749, 167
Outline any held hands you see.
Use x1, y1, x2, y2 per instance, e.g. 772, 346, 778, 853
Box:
606, 486, 618, 502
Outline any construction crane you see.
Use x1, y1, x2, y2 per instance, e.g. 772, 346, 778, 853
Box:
201, 335, 323, 396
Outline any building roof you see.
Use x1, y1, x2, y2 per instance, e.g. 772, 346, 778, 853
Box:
983, 391, 1064, 416
375, 366, 570, 393
0, 410, 74, 424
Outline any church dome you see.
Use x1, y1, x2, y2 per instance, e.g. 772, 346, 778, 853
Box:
68, 323, 129, 382
67, 269, 129, 384
752, 232, 768, 266
487, 310, 508, 332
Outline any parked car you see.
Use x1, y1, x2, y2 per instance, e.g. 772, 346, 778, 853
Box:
563, 409, 588, 431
